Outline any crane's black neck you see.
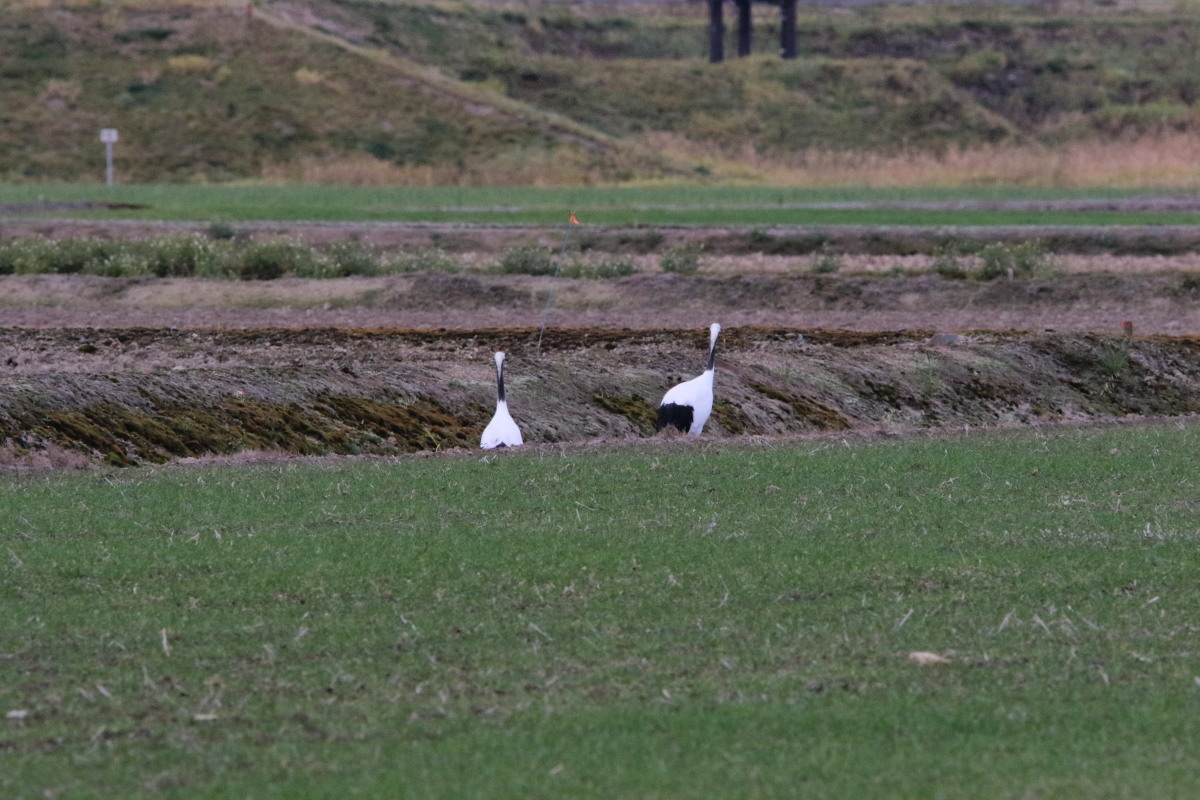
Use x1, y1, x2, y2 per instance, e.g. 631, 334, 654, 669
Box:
706, 337, 719, 371
496, 359, 506, 402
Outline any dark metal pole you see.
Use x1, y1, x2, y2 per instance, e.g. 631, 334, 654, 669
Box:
780, 0, 797, 59
736, 0, 751, 58
709, 0, 724, 64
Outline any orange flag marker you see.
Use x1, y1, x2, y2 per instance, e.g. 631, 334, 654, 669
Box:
569, 212, 580, 225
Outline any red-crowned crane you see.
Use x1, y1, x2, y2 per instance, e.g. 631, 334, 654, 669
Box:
481, 351, 523, 449
656, 323, 721, 435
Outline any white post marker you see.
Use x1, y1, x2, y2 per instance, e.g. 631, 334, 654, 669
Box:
100, 128, 118, 186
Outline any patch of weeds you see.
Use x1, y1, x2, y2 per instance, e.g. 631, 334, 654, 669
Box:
32, 237, 116, 274
82, 245, 153, 278
207, 221, 238, 241
931, 241, 970, 280
0, 236, 212, 278
746, 229, 774, 251
238, 239, 317, 280
561, 257, 636, 279
753, 233, 830, 256
499, 245, 556, 275
617, 231, 663, 253
324, 240, 381, 277
914, 354, 941, 397
144, 235, 221, 278
978, 241, 1053, 281
1178, 272, 1200, 296
660, 242, 705, 275
811, 248, 843, 274
113, 27, 176, 43
1097, 343, 1130, 377
2, 239, 52, 274
391, 247, 461, 274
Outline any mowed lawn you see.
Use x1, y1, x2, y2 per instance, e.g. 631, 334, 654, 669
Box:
4, 423, 1200, 799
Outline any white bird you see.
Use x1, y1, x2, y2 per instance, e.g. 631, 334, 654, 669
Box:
481, 351, 523, 449
656, 323, 721, 435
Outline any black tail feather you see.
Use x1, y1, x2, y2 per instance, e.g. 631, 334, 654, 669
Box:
656, 403, 694, 433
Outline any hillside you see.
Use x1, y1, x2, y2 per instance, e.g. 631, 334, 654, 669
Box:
0, 1, 679, 183
3, 0, 1200, 184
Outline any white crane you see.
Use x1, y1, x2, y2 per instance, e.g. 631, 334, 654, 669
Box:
656, 323, 721, 435
481, 351, 523, 449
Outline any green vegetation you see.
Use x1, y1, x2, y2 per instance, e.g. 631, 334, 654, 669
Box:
0, 234, 640, 279
977, 240, 1056, 280
298, 0, 1200, 154
4, 423, 1200, 797
0, 230, 1167, 280
659, 241, 706, 274
931, 239, 972, 280
0, 234, 385, 279
810, 247, 845, 274
0, 1, 667, 184
928, 239, 1057, 281
4, 0, 1200, 184
498, 243, 555, 275
6, 183, 1200, 227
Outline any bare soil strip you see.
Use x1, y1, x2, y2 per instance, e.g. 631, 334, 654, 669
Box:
2, 269, 1198, 334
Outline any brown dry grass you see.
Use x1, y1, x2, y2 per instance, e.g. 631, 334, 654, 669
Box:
644, 132, 1200, 189
0, 440, 91, 470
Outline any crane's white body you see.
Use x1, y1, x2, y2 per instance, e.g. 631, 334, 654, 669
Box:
481, 401, 521, 449
481, 352, 523, 449
657, 323, 721, 436
659, 370, 714, 435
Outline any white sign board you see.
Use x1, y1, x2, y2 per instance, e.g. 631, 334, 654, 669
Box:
100, 128, 118, 143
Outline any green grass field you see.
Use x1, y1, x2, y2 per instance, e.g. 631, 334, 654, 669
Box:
4, 423, 1200, 798
4, 183, 1198, 227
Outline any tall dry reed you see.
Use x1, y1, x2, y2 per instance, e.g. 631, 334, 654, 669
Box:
644, 131, 1200, 188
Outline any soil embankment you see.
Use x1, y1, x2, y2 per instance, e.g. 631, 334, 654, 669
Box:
3, 325, 1198, 467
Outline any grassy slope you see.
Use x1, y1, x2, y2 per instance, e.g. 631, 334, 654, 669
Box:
0, 3, 674, 183
3, 0, 1200, 183
226, 0, 1200, 157
3, 424, 1200, 797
